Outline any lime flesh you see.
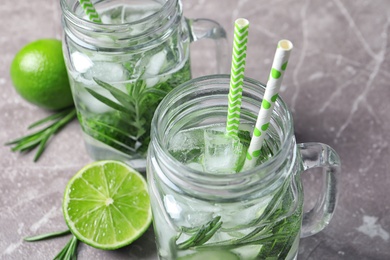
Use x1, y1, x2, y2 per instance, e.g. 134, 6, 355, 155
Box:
63, 160, 152, 250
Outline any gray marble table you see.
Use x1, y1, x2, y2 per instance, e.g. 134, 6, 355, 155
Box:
1, 0, 390, 259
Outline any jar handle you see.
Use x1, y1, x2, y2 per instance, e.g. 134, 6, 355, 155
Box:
186, 18, 229, 73
298, 142, 341, 238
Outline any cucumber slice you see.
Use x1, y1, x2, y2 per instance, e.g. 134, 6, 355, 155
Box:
178, 250, 239, 260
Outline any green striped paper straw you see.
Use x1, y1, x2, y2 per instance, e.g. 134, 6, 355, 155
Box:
226, 18, 250, 137
244, 39, 293, 169
79, 0, 102, 23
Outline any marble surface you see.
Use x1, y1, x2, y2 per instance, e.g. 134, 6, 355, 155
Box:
1, 0, 390, 259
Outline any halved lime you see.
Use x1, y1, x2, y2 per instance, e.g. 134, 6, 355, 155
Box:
62, 160, 152, 250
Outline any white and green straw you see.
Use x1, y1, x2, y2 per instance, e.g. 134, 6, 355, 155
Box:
79, 0, 102, 23
226, 18, 250, 137
244, 39, 293, 169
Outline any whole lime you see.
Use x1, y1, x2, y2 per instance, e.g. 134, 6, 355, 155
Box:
10, 39, 74, 110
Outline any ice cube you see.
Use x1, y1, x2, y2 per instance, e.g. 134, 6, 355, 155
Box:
168, 128, 205, 164
145, 50, 167, 87
83, 61, 128, 93
75, 62, 129, 113
71, 76, 114, 113
71, 52, 93, 73
186, 161, 204, 172
120, 4, 161, 36
101, 14, 113, 24
203, 130, 245, 174
220, 195, 272, 229
83, 61, 127, 83
177, 196, 221, 227
122, 3, 161, 23
169, 128, 204, 151
164, 194, 182, 220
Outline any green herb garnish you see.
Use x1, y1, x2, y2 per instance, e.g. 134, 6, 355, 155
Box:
176, 216, 223, 250
24, 229, 71, 242
82, 77, 168, 155
5, 107, 77, 161
53, 236, 78, 260
24, 229, 79, 260
78, 60, 191, 157
174, 177, 302, 259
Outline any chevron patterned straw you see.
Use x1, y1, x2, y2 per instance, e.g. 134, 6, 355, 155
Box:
244, 40, 293, 169
79, 0, 102, 23
226, 18, 250, 137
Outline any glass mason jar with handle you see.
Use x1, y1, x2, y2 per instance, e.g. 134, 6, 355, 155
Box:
60, 0, 228, 170
147, 75, 340, 260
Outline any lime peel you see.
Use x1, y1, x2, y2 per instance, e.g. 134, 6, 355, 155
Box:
10, 38, 74, 110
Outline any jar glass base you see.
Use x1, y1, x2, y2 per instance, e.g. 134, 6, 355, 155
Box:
83, 133, 146, 172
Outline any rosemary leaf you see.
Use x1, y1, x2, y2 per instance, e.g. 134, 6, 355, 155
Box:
89, 120, 139, 141
53, 236, 73, 260
84, 76, 169, 156
34, 133, 52, 162
196, 218, 223, 245
178, 225, 207, 249
85, 87, 133, 114
28, 108, 73, 129
10, 135, 43, 152
177, 216, 223, 250
24, 230, 79, 260
24, 229, 71, 242
87, 125, 137, 152
93, 78, 135, 110
6, 127, 49, 146
63, 236, 78, 260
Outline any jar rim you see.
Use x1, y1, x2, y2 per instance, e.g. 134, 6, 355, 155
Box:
151, 74, 295, 187
60, 0, 177, 31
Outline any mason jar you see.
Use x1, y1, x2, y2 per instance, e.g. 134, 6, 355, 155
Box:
60, 0, 227, 170
147, 75, 340, 259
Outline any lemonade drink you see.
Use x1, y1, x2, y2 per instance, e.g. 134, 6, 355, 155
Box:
62, 0, 191, 168
147, 75, 340, 260
149, 124, 303, 259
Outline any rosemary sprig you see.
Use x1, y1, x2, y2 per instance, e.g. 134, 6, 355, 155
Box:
176, 216, 223, 250
174, 178, 301, 256
24, 229, 79, 260
82, 77, 168, 154
53, 236, 78, 260
5, 107, 77, 161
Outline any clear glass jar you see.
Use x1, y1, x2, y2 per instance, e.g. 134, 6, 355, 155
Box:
147, 75, 341, 259
60, 0, 227, 170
